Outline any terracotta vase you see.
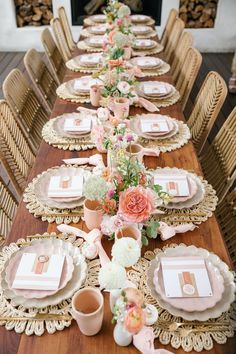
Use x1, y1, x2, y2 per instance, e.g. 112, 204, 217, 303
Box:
72, 287, 104, 336
115, 225, 142, 247
90, 84, 101, 107
84, 199, 103, 230
123, 46, 132, 60
112, 97, 130, 119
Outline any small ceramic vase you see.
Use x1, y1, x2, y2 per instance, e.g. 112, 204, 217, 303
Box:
90, 84, 101, 107
123, 46, 132, 60
125, 143, 144, 163
113, 97, 130, 119
115, 225, 142, 248
107, 148, 118, 171
83, 199, 103, 230
72, 287, 104, 336
113, 322, 132, 346
144, 304, 159, 325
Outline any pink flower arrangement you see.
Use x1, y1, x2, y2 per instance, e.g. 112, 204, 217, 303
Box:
118, 186, 156, 222
124, 305, 146, 334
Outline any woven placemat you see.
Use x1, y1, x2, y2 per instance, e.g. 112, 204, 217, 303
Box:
138, 119, 191, 152
132, 43, 164, 57
66, 58, 100, 73
80, 28, 157, 39
42, 118, 95, 151
127, 243, 236, 352
56, 82, 90, 104
0, 232, 100, 336
77, 40, 103, 53
23, 165, 93, 224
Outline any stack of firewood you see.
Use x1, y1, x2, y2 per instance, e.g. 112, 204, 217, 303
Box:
179, 0, 218, 28
15, 0, 53, 27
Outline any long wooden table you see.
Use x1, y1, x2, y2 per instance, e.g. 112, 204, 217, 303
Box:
1, 32, 235, 354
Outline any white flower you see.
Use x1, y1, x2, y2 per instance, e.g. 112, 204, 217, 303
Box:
117, 5, 131, 18
101, 214, 124, 236
83, 176, 109, 200
113, 32, 129, 47
117, 81, 131, 95
97, 107, 110, 121
98, 261, 127, 290
112, 237, 141, 267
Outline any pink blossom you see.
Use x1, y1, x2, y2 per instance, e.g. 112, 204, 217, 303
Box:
117, 81, 131, 95
126, 133, 134, 142
107, 189, 115, 199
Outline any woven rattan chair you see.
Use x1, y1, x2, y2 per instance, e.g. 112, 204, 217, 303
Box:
171, 32, 194, 83
0, 176, 18, 246
0, 100, 35, 198
24, 48, 57, 114
176, 47, 202, 111
200, 107, 236, 203
164, 18, 185, 65
58, 6, 76, 51
41, 28, 66, 85
51, 17, 72, 62
216, 189, 236, 268
160, 9, 178, 48
3, 69, 49, 154
187, 71, 227, 155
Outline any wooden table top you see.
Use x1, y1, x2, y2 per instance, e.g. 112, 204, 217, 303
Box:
1, 33, 235, 354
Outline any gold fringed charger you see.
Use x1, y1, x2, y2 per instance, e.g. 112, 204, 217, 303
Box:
66, 59, 101, 74
127, 244, 235, 352
0, 233, 100, 336
23, 165, 92, 224
42, 116, 95, 151
56, 82, 90, 103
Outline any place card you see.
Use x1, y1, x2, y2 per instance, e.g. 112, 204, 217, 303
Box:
154, 174, 190, 196
12, 253, 65, 290
140, 118, 169, 133
48, 175, 83, 198
143, 83, 169, 95
64, 116, 92, 132
160, 257, 213, 298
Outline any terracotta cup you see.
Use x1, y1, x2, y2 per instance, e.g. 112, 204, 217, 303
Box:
123, 46, 132, 60
112, 97, 130, 119
90, 84, 101, 107
72, 287, 104, 336
84, 199, 103, 230
115, 225, 142, 247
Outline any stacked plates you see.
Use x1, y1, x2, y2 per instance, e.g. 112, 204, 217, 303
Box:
89, 14, 106, 23
33, 165, 91, 209
131, 14, 153, 24
132, 39, 157, 51
52, 112, 93, 138
85, 36, 104, 49
87, 24, 108, 35
2, 238, 87, 308
130, 57, 163, 71
130, 114, 179, 141
131, 25, 153, 35
137, 81, 175, 101
70, 53, 103, 70
147, 245, 236, 321
65, 76, 103, 99
152, 167, 205, 209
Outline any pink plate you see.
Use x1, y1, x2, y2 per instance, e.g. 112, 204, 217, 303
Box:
5, 244, 74, 299
153, 259, 224, 312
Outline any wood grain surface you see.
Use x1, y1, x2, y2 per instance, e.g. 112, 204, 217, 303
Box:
1, 31, 235, 354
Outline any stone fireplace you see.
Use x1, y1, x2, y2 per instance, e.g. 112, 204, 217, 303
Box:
70, 0, 162, 26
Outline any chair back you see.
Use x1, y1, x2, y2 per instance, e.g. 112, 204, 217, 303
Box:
41, 28, 66, 85
50, 17, 72, 62
0, 100, 35, 198
0, 176, 18, 244
176, 47, 202, 110
24, 48, 57, 113
161, 9, 178, 48
187, 71, 227, 155
3, 69, 49, 154
171, 32, 194, 82
164, 18, 185, 64
58, 6, 75, 51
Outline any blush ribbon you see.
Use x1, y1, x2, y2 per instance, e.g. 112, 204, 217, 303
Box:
133, 326, 174, 354
63, 154, 105, 168
137, 97, 159, 112
157, 221, 197, 241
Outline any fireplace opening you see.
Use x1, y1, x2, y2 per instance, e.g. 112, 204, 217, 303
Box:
71, 0, 162, 26
179, 0, 219, 28
14, 0, 53, 27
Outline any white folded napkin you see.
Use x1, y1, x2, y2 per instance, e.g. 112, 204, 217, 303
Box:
80, 54, 102, 64
132, 25, 148, 33
89, 37, 104, 45
143, 83, 169, 95
136, 57, 159, 67
64, 117, 91, 132
154, 175, 190, 197
135, 39, 152, 47
74, 78, 102, 91
141, 119, 169, 133
48, 175, 83, 198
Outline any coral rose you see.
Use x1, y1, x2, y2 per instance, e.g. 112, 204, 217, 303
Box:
124, 305, 145, 334
118, 186, 155, 222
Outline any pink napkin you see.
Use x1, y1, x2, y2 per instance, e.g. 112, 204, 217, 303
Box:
63, 154, 105, 168
137, 97, 159, 112
133, 326, 174, 354
158, 222, 197, 241
57, 225, 110, 266
142, 147, 160, 157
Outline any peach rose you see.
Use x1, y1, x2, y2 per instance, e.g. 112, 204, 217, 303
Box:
108, 59, 124, 68
124, 305, 145, 334
118, 186, 155, 222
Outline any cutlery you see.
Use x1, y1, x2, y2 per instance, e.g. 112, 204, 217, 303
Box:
158, 320, 230, 332
178, 326, 231, 337
0, 314, 72, 322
